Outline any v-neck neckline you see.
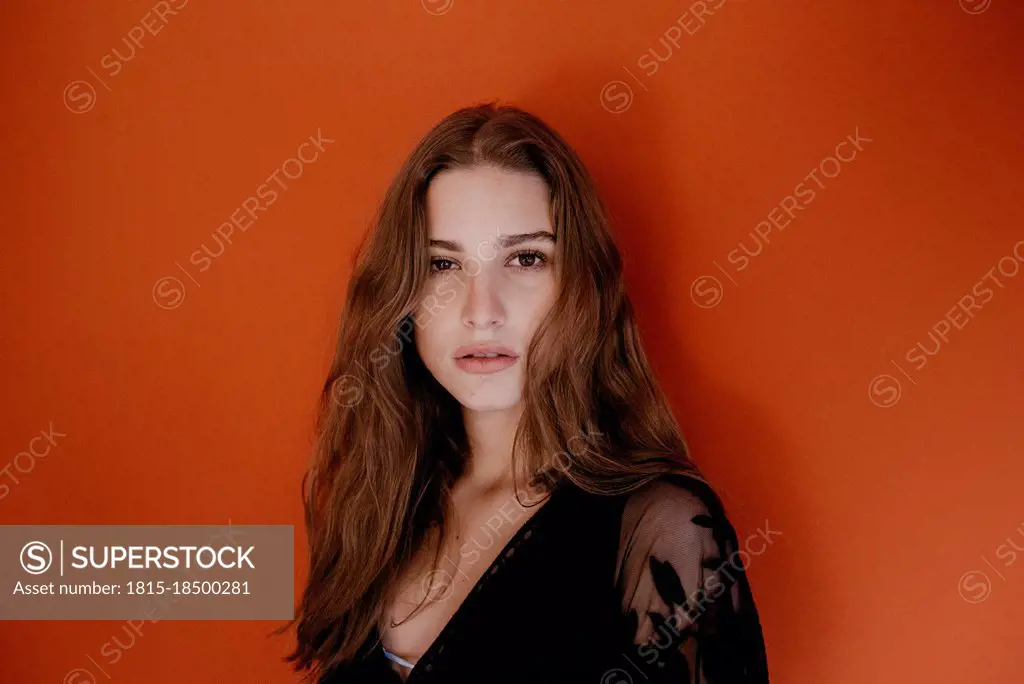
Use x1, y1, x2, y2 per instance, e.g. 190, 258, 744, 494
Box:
384, 481, 571, 682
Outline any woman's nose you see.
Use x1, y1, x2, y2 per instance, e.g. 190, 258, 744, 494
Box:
461, 270, 505, 329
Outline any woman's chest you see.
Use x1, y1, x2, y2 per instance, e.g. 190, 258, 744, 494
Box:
381, 491, 555, 666
385, 489, 632, 683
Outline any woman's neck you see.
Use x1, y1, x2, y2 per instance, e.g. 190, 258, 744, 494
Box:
459, 403, 523, 492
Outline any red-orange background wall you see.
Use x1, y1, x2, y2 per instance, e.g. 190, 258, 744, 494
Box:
2, 0, 1022, 682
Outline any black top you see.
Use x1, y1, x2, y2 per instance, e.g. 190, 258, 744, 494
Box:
319, 474, 770, 684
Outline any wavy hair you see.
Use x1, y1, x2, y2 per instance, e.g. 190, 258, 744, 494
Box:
281, 101, 712, 678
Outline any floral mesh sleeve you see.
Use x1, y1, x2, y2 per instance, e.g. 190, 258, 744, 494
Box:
613, 475, 771, 683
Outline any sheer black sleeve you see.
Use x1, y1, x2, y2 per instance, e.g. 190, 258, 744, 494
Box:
613, 475, 770, 683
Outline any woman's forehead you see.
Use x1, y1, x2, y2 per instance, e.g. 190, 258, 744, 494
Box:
426, 167, 551, 243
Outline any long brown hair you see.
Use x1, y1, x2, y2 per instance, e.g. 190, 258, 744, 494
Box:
282, 101, 710, 678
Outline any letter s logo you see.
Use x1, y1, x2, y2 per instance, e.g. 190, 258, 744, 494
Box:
21, 541, 53, 575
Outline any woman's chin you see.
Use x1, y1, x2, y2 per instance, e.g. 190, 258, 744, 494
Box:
452, 390, 523, 414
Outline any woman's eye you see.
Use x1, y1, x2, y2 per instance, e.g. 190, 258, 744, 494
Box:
508, 250, 548, 271
429, 257, 459, 275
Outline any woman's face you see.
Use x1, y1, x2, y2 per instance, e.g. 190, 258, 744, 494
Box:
414, 165, 557, 413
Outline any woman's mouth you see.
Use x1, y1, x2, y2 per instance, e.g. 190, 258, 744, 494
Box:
453, 347, 519, 374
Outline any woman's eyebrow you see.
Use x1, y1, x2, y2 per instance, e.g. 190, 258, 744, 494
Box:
429, 231, 555, 252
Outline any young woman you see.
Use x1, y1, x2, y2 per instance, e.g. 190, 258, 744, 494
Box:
283, 103, 770, 683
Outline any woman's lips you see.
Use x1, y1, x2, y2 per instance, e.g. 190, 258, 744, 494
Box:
453, 354, 519, 374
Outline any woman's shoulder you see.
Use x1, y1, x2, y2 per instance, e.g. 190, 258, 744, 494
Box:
615, 472, 743, 605
555, 470, 733, 548
619, 471, 731, 541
